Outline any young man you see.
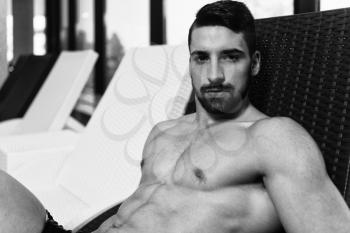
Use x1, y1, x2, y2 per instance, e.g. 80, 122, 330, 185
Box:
94, 1, 350, 233
0, 1, 349, 233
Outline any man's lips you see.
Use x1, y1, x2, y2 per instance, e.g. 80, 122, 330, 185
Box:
204, 87, 225, 92
201, 85, 233, 93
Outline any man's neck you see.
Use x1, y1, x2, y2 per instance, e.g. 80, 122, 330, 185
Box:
194, 98, 267, 128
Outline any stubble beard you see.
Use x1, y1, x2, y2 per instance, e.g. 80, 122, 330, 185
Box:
195, 84, 250, 118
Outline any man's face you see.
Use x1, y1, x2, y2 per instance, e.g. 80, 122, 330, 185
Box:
189, 26, 255, 116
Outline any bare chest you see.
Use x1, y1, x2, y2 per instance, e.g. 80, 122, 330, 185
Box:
142, 126, 261, 189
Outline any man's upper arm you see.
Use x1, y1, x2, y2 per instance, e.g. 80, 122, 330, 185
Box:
140, 120, 174, 165
141, 123, 162, 163
253, 117, 350, 233
254, 117, 327, 180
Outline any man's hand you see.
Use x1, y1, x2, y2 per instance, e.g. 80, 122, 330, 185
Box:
91, 214, 122, 233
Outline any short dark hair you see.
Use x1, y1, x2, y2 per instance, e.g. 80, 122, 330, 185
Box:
188, 0, 256, 55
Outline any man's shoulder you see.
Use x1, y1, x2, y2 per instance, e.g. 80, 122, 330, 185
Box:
154, 114, 194, 131
250, 116, 306, 139
148, 114, 196, 140
250, 116, 316, 152
250, 117, 325, 176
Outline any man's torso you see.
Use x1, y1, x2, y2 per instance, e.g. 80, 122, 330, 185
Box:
99, 114, 283, 233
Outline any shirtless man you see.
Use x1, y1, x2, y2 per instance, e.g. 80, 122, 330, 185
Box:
94, 1, 350, 233
0, 1, 349, 233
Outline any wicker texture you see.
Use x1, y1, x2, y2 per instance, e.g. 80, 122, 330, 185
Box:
250, 8, 350, 207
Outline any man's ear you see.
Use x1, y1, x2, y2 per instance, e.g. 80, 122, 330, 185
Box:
251, 51, 261, 76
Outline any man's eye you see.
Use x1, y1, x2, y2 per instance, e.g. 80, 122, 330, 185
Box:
222, 54, 240, 62
194, 55, 209, 63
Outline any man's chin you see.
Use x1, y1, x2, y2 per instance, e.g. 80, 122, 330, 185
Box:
198, 97, 245, 118
202, 100, 233, 115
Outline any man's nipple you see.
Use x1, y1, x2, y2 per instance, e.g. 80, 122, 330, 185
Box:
194, 167, 206, 182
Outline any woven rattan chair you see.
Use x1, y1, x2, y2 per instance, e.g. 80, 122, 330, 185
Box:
250, 7, 350, 207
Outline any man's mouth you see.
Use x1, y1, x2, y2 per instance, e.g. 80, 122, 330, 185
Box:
201, 85, 233, 93
205, 87, 224, 92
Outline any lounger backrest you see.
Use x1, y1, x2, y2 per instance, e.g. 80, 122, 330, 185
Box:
250, 8, 350, 206
57, 45, 191, 218
16, 50, 98, 134
0, 54, 57, 121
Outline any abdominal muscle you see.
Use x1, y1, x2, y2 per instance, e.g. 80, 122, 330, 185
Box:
114, 181, 282, 233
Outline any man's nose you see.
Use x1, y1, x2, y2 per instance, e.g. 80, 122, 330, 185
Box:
208, 60, 224, 84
